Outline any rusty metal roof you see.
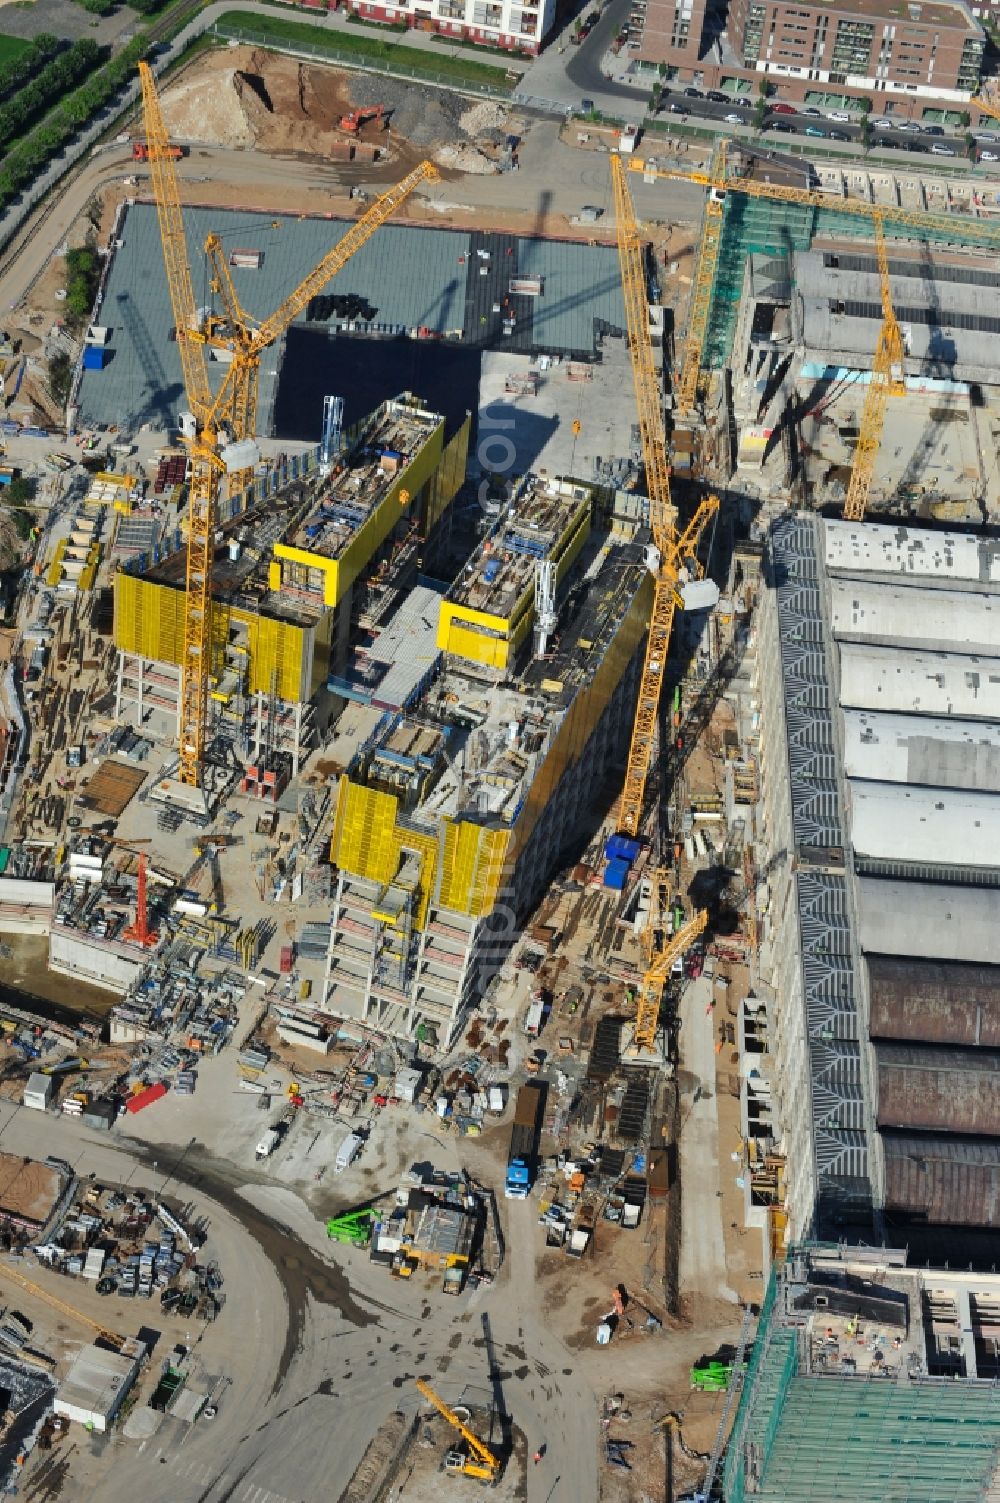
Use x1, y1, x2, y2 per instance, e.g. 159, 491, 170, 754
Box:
868, 956, 1000, 1048
882, 1133, 1000, 1227
876, 1043, 1000, 1135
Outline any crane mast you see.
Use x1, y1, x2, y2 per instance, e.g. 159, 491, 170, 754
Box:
609, 153, 719, 845
842, 211, 905, 523
138, 60, 437, 789
676, 141, 727, 416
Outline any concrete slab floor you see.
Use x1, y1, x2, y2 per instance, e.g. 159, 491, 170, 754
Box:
677, 973, 738, 1308
476, 337, 641, 486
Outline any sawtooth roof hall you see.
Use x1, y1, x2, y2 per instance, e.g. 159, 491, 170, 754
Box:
757, 514, 1000, 1259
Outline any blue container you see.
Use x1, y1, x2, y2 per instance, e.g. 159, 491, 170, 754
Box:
82, 346, 106, 371
604, 857, 630, 891
605, 833, 641, 863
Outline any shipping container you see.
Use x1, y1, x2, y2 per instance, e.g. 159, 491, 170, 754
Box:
125, 1082, 168, 1114
604, 857, 630, 890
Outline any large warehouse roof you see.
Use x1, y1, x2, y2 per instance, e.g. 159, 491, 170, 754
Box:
842, 709, 1000, 791
848, 781, 1000, 869
882, 1133, 1000, 1228
857, 879, 1000, 964
824, 519, 1000, 587
868, 955, 1000, 1047
875, 1042, 1000, 1135
828, 577, 1000, 656
75, 204, 626, 432
838, 642, 1000, 720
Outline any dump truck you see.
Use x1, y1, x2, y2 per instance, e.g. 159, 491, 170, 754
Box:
505, 1083, 543, 1199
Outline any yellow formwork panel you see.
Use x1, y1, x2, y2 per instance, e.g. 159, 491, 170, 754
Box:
332, 779, 400, 887
114, 572, 185, 662
114, 574, 311, 702
436, 609, 509, 671
424, 414, 470, 535
406, 827, 438, 931
470, 827, 509, 917
438, 819, 483, 912
46, 539, 66, 589
332, 779, 439, 930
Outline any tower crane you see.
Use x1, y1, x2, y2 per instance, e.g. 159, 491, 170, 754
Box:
609, 153, 719, 851
629, 146, 1000, 414
635, 904, 708, 1053
137, 62, 439, 792
413, 1378, 501, 1482
675, 140, 728, 416
0, 1264, 125, 1351
842, 210, 905, 522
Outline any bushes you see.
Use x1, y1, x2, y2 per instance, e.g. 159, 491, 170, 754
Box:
63, 246, 100, 326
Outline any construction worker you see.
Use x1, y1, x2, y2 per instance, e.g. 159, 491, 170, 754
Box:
533, 1448, 544, 1465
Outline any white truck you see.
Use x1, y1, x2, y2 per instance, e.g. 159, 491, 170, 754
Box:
334, 1132, 363, 1173
256, 1128, 280, 1160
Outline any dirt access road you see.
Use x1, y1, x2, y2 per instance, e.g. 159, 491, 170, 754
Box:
0, 110, 707, 321
0, 1098, 609, 1503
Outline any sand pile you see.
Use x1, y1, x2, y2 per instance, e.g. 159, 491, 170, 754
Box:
160, 59, 257, 148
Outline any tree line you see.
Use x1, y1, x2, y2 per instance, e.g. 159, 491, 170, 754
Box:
0, 39, 102, 153
0, 34, 61, 106
0, 36, 148, 214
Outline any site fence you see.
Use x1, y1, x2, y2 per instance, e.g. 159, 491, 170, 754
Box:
209, 21, 513, 97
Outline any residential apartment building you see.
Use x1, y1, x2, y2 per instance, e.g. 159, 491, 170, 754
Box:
344, 0, 556, 54
635, 0, 985, 105
729, 0, 984, 100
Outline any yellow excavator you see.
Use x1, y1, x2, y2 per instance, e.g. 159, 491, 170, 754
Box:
414, 1378, 501, 1484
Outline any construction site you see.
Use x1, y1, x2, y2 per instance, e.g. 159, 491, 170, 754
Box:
2, 19, 1000, 1500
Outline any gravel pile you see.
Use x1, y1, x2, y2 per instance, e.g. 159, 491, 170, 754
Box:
349, 75, 507, 148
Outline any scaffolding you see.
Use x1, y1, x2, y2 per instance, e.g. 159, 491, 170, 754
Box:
704, 195, 1000, 371
723, 1256, 1000, 1503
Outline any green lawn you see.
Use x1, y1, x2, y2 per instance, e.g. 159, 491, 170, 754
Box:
214, 10, 519, 89
0, 34, 31, 67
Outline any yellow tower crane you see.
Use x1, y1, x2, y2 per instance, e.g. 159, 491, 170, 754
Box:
609, 153, 719, 848
414, 1378, 501, 1482
629, 145, 1000, 415
635, 903, 708, 1053
0, 1263, 125, 1351
675, 141, 728, 416
137, 62, 439, 790
842, 210, 905, 522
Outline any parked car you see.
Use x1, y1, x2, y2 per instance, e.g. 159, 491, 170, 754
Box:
981, 149, 1000, 161
801, 107, 822, 116
976, 130, 999, 141
827, 130, 850, 141
872, 119, 895, 130
804, 126, 825, 136
724, 112, 744, 124
707, 90, 730, 103
683, 86, 703, 97
895, 120, 920, 132
771, 103, 796, 114
668, 102, 688, 114
766, 122, 795, 132
931, 143, 956, 155
923, 124, 945, 136
827, 110, 851, 121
